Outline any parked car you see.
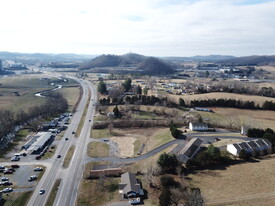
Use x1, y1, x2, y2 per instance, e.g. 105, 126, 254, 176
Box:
0, 165, 5, 169
72, 131, 75, 134
28, 175, 37, 181
2, 187, 13, 193
3, 170, 13, 174
11, 156, 20, 161
11, 164, 20, 168
1, 177, 9, 181
34, 167, 43, 171
65, 138, 69, 141
36, 156, 41, 160
2, 181, 13, 186
39, 189, 45, 195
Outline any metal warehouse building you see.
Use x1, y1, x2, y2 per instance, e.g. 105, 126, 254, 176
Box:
26, 132, 53, 154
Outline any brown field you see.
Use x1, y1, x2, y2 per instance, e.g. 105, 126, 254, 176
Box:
169, 92, 275, 106
188, 155, 275, 206
256, 65, 275, 73
0, 75, 80, 113
91, 127, 174, 157
59, 86, 80, 112
201, 107, 275, 130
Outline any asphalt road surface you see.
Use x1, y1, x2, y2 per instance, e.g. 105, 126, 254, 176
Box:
27, 76, 96, 206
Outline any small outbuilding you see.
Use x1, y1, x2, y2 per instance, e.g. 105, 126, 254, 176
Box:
189, 122, 208, 131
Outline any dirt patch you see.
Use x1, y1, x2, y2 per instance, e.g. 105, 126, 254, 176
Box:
110, 136, 136, 158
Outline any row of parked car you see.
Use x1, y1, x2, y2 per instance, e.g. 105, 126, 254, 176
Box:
0, 165, 18, 194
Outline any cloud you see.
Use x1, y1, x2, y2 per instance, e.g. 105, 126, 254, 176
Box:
0, 0, 274, 56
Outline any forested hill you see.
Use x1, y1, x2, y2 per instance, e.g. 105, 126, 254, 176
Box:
137, 57, 175, 75
219, 55, 275, 66
78, 53, 175, 75
78, 53, 146, 69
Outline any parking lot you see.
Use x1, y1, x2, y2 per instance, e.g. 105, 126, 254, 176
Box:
0, 165, 44, 193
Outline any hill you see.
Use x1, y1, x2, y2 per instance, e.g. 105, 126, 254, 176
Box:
162, 55, 235, 63
219, 55, 275, 66
79, 53, 146, 70
137, 57, 175, 75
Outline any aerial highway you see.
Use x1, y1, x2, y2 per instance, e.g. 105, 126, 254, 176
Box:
27, 77, 96, 206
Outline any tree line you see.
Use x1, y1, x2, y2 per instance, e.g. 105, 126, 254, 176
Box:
247, 128, 275, 146
99, 95, 168, 107
0, 91, 68, 141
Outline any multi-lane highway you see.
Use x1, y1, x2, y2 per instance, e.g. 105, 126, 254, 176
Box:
27, 77, 96, 206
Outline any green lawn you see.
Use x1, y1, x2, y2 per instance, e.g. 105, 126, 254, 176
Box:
87, 142, 109, 158
90, 129, 110, 139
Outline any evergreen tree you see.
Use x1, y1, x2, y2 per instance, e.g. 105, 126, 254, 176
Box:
157, 153, 179, 174
179, 98, 186, 106
113, 106, 121, 118
97, 80, 107, 94
122, 78, 132, 92
136, 85, 142, 95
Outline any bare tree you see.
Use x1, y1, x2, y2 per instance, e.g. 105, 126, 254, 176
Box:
108, 123, 114, 135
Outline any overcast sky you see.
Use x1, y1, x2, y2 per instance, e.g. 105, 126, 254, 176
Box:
1, 0, 275, 57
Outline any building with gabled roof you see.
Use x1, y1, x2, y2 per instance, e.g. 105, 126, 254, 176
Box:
177, 138, 203, 163
227, 139, 272, 157
119, 172, 144, 201
189, 122, 208, 131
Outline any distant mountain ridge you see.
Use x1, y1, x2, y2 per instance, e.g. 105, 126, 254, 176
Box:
0, 51, 95, 60
162, 55, 235, 63
218, 55, 275, 66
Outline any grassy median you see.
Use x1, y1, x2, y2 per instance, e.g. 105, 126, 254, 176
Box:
63, 145, 76, 168
75, 89, 91, 137
45, 179, 61, 206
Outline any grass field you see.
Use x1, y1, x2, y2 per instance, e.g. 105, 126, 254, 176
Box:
188, 155, 275, 206
87, 142, 109, 158
2, 191, 33, 206
90, 129, 110, 139
59, 86, 80, 112
77, 177, 120, 206
169, 92, 275, 106
198, 107, 275, 130
0, 75, 80, 114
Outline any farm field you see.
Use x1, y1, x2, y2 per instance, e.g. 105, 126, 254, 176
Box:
0, 74, 80, 113
169, 92, 275, 106
59, 86, 80, 112
198, 107, 275, 130
188, 155, 275, 206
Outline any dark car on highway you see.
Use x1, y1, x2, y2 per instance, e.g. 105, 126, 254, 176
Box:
57, 155, 61, 158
